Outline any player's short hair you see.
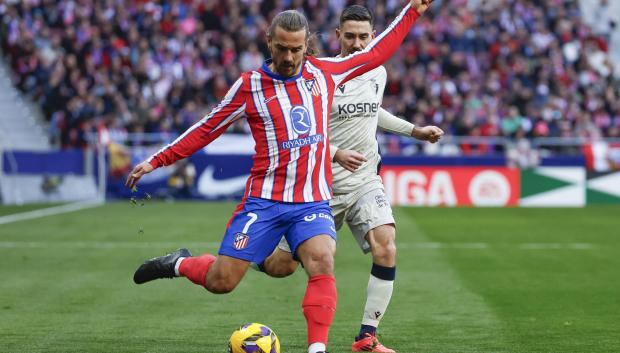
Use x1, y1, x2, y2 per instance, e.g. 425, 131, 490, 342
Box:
268, 10, 310, 39
339, 5, 374, 27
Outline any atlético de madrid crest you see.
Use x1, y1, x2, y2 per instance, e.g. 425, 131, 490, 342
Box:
305, 78, 321, 97
233, 232, 249, 250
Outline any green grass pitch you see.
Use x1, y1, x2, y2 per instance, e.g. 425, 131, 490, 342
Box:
0, 202, 618, 352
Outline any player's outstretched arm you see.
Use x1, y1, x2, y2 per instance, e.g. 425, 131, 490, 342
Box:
124, 77, 247, 189
125, 161, 154, 190
319, 0, 435, 86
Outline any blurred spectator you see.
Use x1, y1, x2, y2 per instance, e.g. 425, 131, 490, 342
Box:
0, 0, 618, 151
167, 159, 196, 198
592, 0, 617, 44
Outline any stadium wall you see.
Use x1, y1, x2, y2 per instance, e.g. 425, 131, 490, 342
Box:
107, 148, 619, 207
0, 149, 102, 205
3, 148, 620, 206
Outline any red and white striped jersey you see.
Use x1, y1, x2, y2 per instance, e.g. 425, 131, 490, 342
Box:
147, 4, 420, 203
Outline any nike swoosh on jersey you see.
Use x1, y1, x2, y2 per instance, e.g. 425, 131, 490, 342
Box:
263, 95, 278, 104
197, 166, 249, 197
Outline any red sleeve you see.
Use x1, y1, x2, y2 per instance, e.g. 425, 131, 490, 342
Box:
148, 76, 247, 168
318, 4, 420, 87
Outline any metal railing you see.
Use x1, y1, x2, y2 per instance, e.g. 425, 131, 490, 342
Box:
92, 132, 620, 155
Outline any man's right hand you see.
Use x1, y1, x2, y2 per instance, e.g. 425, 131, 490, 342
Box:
125, 161, 154, 190
410, 0, 434, 14
334, 149, 367, 173
412, 125, 444, 143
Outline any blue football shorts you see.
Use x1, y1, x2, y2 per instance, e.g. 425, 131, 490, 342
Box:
218, 197, 337, 263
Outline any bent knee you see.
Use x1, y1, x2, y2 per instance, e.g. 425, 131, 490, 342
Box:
303, 251, 334, 274
205, 278, 238, 294
205, 281, 237, 294
368, 227, 396, 255
373, 243, 396, 262
309, 250, 335, 265
374, 239, 396, 255
370, 234, 397, 266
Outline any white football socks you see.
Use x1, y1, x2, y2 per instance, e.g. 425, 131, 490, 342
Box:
173, 257, 186, 277
308, 342, 326, 353
361, 274, 394, 327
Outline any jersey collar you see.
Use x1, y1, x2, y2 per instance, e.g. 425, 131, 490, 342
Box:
261, 59, 304, 82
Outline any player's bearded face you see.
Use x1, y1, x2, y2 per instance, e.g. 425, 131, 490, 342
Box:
337, 21, 375, 56
268, 27, 308, 77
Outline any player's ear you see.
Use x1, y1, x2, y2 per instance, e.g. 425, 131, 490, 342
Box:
372, 29, 376, 39
336, 28, 341, 40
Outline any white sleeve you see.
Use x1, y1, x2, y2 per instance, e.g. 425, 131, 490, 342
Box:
329, 143, 339, 161
377, 108, 415, 136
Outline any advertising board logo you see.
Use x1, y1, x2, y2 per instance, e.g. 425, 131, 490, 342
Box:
468, 170, 511, 206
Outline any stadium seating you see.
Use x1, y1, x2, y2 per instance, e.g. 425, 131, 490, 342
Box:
0, 0, 618, 150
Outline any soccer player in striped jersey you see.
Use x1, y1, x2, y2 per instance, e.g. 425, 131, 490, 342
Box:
126, 2, 434, 353
254, 5, 444, 353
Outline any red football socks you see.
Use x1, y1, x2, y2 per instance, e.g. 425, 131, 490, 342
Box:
302, 274, 337, 346
178, 254, 216, 287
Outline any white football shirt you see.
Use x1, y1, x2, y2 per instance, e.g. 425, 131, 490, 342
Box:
329, 66, 386, 193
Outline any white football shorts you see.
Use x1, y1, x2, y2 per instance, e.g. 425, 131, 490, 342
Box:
277, 181, 395, 254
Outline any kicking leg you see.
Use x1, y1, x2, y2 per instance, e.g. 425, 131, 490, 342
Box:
202, 255, 249, 293
133, 250, 249, 294
134, 197, 284, 294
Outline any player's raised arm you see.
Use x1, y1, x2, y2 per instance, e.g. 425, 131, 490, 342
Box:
125, 77, 247, 189
317, 0, 433, 87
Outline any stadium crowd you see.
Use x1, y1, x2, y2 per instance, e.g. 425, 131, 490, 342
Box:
1, 0, 619, 150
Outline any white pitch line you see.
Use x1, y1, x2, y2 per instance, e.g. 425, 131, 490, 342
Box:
399, 242, 594, 250
0, 200, 104, 225
519, 243, 594, 250
400, 242, 489, 249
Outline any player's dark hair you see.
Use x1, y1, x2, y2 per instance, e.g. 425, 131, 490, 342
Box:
339, 5, 374, 27
267, 10, 319, 57
268, 10, 310, 39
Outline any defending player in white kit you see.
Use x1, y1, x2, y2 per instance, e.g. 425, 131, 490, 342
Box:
255, 5, 444, 352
